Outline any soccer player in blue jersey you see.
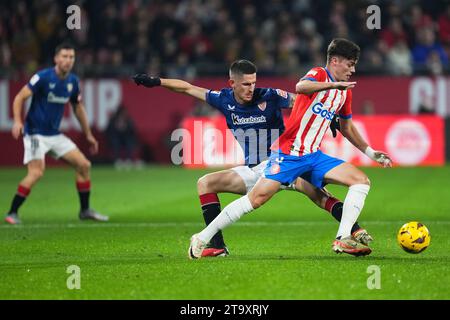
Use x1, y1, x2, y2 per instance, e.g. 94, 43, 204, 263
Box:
133, 60, 372, 256
4, 43, 108, 224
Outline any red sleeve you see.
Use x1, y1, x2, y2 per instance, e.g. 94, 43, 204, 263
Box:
300, 67, 327, 82
339, 89, 352, 119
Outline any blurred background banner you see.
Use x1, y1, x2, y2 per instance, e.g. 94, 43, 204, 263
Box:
181, 115, 444, 168
0, 77, 448, 166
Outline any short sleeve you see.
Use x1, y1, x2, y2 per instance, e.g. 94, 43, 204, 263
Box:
205, 89, 224, 111
70, 77, 82, 105
27, 72, 44, 94
339, 89, 352, 119
300, 67, 327, 82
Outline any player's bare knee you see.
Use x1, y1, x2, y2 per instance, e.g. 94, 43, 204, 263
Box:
28, 168, 44, 182
250, 193, 270, 209
197, 175, 212, 194
351, 175, 370, 186
78, 160, 91, 175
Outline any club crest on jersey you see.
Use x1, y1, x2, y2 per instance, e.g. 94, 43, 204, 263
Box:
258, 101, 267, 111
270, 163, 280, 175
67, 83, 73, 92
276, 89, 288, 99
312, 102, 336, 121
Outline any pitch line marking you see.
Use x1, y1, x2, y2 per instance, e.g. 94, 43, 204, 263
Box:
1, 220, 449, 229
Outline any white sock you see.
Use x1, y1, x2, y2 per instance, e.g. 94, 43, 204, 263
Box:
197, 195, 254, 243
336, 184, 370, 239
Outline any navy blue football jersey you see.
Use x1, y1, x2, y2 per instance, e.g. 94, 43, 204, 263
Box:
206, 88, 291, 165
25, 67, 81, 136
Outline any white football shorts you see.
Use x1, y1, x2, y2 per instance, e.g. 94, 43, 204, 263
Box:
23, 134, 77, 164
231, 160, 295, 193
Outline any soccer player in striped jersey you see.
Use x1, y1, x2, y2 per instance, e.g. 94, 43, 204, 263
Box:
4, 43, 108, 224
189, 39, 392, 258
134, 59, 372, 258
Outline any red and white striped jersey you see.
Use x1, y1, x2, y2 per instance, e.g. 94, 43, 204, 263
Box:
273, 67, 353, 156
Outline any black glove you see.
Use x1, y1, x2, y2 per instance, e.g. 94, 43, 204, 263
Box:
330, 115, 340, 138
132, 74, 161, 88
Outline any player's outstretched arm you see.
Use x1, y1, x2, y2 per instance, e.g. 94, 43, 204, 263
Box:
72, 102, 98, 154
295, 80, 356, 95
340, 118, 392, 168
132, 74, 208, 101
11, 85, 33, 139
287, 92, 297, 108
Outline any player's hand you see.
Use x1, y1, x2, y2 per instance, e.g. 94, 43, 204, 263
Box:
132, 74, 161, 88
330, 115, 340, 138
12, 122, 23, 140
375, 151, 393, 168
333, 82, 356, 90
86, 134, 98, 155
365, 147, 392, 168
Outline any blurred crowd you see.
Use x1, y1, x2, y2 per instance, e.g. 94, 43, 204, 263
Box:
1, 0, 449, 79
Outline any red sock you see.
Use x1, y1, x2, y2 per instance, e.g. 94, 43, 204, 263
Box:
9, 185, 31, 214
76, 180, 91, 192
325, 196, 341, 213
17, 185, 31, 197
76, 180, 91, 211
199, 193, 220, 207
199, 193, 225, 247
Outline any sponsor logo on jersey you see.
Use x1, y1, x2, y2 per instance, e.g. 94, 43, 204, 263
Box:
258, 101, 267, 111
311, 102, 335, 121
29, 74, 40, 86
231, 113, 266, 125
47, 92, 70, 104
67, 83, 73, 92
276, 89, 288, 99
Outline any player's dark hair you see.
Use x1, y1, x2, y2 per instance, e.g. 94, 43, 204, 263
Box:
327, 38, 360, 62
55, 42, 76, 55
229, 59, 257, 77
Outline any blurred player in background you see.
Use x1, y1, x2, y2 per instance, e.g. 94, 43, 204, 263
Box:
133, 59, 372, 257
4, 43, 109, 224
189, 39, 392, 259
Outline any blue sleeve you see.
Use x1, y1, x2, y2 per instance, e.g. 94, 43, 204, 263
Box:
438, 47, 448, 64
267, 88, 291, 109
27, 71, 45, 94
70, 77, 81, 105
205, 90, 225, 111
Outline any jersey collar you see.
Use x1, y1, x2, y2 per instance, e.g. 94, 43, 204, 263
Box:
324, 67, 335, 82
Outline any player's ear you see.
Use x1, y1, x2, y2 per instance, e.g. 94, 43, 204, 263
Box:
228, 79, 235, 88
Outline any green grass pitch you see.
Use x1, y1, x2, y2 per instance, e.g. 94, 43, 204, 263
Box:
0, 165, 449, 300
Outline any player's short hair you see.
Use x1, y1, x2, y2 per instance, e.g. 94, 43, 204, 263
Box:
229, 59, 257, 78
55, 42, 76, 55
327, 38, 360, 63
